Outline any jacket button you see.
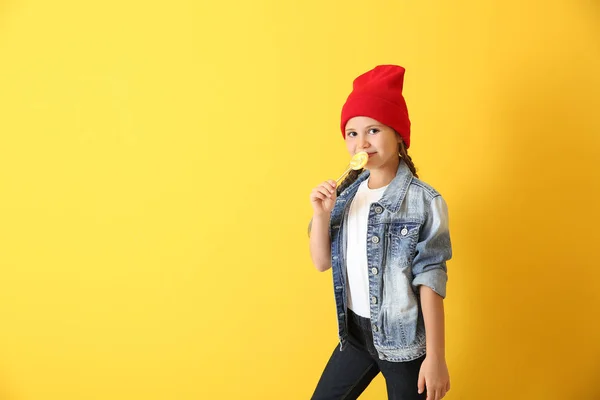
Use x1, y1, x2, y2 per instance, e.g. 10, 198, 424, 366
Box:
375, 206, 383, 214
371, 267, 378, 275
372, 325, 379, 332
371, 236, 380, 244
371, 296, 377, 304
401, 227, 408, 236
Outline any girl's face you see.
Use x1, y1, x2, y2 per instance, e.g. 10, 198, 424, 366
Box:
344, 116, 402, 171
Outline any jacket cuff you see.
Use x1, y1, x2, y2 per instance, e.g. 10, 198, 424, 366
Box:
412, 267, 448, 298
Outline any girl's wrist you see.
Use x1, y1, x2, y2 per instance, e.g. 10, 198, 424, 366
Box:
425, 350, 446, 361
313, 211, 332, 220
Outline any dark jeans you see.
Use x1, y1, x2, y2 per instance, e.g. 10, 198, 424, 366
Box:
311, 308, 427, 400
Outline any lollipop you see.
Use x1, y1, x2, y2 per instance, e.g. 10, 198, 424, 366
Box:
336, 151, 368, 185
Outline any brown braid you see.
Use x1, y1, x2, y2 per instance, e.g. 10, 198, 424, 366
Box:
398, 139, 418, 178
336, 168, 363, 196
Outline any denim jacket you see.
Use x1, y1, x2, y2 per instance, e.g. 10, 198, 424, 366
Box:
329, 159, 452, 362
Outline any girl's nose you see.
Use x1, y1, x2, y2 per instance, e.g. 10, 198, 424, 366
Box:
357, 135, 369, 149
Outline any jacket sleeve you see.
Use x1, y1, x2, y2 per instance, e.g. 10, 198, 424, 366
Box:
411, 195, 452, 298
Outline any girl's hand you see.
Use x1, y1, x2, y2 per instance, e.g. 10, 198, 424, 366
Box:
418, 355, 450, 400
310, 180, 337, 215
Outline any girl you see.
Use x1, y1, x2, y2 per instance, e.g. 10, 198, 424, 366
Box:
308, 65, 452, 400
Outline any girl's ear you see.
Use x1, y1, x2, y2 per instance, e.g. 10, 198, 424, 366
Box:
396, 131, 404, 147
397, 134, 407, 157
394, 130, 402, 143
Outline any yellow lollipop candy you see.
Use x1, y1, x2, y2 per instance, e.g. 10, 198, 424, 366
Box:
336, 151, 368, 185
350, 151, 369, 169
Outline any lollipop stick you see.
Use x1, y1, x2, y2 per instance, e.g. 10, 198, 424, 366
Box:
335, 165, 352, 185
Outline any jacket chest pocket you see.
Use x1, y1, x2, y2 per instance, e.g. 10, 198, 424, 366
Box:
385, 222, 420, 267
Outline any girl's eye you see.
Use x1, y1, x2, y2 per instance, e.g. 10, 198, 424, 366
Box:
347, 132, 357, 137
369, 128, 379, 134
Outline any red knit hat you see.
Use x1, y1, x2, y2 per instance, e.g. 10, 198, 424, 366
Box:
340, 65, 411, 148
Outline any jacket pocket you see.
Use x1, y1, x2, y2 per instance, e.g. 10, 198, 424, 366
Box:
386, 222, 420, 267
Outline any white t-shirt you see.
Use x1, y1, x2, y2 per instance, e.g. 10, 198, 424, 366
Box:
346, 178, 389, 318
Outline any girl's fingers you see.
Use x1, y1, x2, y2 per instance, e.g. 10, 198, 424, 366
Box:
317, 187, 333, 198
316, 192, 328, 201
427, 389, 437, 400
310, 191, 326, 202
320, 184, 335, 197
321, 183, 335, 194
417, 373, 426, 395
310, 181, 336, 208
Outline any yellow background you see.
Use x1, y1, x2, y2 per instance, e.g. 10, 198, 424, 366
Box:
1, 0, 599, 399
